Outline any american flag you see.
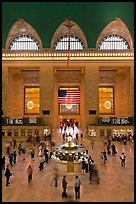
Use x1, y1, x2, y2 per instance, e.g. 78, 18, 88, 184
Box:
58, 89, 80, 104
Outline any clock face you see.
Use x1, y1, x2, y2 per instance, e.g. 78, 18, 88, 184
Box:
104, 100, 111, 109
27, 101, 34, 109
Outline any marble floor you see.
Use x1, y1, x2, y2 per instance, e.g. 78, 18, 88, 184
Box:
2, 131, 134, 202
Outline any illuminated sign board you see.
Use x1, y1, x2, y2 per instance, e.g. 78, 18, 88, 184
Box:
2, 117, 42, 126
100, 117, 133, 126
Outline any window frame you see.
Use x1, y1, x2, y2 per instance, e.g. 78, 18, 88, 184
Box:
98, 35, 130, 51
99, 86, 115, 115
9, 35, 40, 51
54, 35, 84, 51
24, 86, 40, 115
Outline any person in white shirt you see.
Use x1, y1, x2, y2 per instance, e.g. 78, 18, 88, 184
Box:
120, 152, 126, 167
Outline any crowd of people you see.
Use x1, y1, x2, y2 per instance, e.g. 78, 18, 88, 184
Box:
2, 130, 130, 200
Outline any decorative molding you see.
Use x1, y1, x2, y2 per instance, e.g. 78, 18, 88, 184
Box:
96, 18, 133, 49
2, 50, 134, 61
51, 20, 88, 49
5, 18, 43, 50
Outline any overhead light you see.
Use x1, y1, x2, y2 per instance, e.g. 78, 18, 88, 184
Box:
65, 104, 73, 109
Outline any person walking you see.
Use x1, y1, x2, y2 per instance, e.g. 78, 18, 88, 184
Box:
111, 143, 117, 155
26, 164, 33, 183
120, 152, 126, 167
103, 150, 107, 165
9, 152, 14, 167
39, 155, 44, 171
54, 169, 59, 187
74, 175, 81, 200
13, 150, 17, 164
4, 165, 12, 186
91, 139, 94, 150
62, 175, 67, 198
85, 157, 89, 173
13, 139, 17, 149
81, 158, 86, 174
31, 148, 35, 161
2, 156, 6, 170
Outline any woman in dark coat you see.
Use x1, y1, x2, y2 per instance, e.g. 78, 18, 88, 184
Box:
5, 165, 12, 186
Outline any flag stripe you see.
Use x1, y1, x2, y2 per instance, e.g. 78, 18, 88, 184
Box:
58, 89, 80, 104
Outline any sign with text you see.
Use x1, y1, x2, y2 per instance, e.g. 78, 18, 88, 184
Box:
100, 117, 133, 126
2, 117, 42, 126
111, 117, 133, 125
100, 117, 111, 125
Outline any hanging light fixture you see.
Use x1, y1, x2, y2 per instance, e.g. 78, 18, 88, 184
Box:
66, 103, 73, 109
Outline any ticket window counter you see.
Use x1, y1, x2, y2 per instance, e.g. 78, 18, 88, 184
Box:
100, 129, 105, 137
34, 129, 39, 136
27, 129, 32, 141
89, 129, 96, 137
2, 129, 5, 137
8, 129, 12, 137
21, 129, 25, 137
34, 129, 40, 142
14, 129, 19, 137
107, 129, 111, 137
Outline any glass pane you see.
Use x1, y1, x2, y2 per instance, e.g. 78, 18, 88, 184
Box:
99, 35, 130, 51
55, 36, 84, 51
99, 87, 114, 114
9, 35, 39, 51
25, 87, 39, 114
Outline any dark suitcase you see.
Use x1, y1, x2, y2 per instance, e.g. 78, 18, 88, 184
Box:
61, 192, 67, 198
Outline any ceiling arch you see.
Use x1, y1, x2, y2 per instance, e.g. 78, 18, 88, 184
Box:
5, 18, 43, 50
51, 19, 88, 50
96, 18, 133, 50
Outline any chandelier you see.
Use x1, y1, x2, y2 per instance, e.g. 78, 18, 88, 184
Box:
65, 104, 73, 109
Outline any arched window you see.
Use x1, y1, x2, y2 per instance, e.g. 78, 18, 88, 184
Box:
9, 35, 40, 51
5, 18, 42, 51
51, 19, 88, 50
98, 35, 130, 51
54, 35, 84, 51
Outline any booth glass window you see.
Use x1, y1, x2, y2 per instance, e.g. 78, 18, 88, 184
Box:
21, 129, 25, 137
100, 129, 104, 137
35, 129, 39, 136
99, 86, 114, 114
14, 129, 18, 136
24, 87, 39, 115
8, 129, 12, 136
28, 129, 32, 137
2, 129, 5, 136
